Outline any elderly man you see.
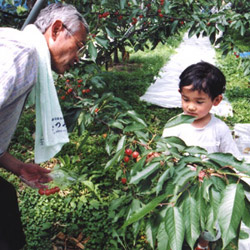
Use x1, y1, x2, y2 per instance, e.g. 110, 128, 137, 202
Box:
0, 3, 88, 249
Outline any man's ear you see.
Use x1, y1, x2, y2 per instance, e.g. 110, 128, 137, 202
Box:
51, 20, 64, 41
213, 94, 223, 106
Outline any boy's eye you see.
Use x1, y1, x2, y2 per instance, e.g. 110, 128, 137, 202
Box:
197, 101, 204, 104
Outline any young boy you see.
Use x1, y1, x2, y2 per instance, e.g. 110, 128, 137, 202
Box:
162, 61, 241, 250
162, 61, 241, 158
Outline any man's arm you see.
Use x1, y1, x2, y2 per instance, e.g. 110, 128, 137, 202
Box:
0, 152, 52, 188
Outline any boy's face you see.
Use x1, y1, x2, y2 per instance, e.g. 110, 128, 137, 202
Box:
179, 85, 222, 124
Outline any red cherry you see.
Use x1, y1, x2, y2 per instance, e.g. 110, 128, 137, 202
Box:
49, 188, 56, 194
124, 156, 130, 163
45, 189, 51, 196
38, 188, 45, 195
66, 79, 70, 83
95, 108, 99, 113
132, 151, 139, 159
61, 96, 66, 100
77, 79, 83, 83
67, 88, 73, 94
125, 148, 133, 156
159, 13, 163, 18
121, 178, 127, 184
86, 89, 91, 93
82, 89, 86, 94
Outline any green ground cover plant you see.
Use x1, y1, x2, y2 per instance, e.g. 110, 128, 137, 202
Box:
0, 31, 249, 250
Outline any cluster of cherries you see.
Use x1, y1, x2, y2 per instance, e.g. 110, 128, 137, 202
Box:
38, 186, 60, 196
121, 149, 140, 185
123, 148, 140, 163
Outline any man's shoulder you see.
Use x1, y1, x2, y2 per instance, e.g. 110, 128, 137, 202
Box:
0, 27, 36, 53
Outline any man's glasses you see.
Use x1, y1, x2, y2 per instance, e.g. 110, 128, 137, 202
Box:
62, 24, 86, 58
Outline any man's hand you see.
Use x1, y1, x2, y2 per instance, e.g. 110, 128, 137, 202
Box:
0, 152, 52, 189
19, 163, 52, 189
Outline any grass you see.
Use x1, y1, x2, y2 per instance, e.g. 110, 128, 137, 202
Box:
216, 52, 250, 125
0, 31, 249, 249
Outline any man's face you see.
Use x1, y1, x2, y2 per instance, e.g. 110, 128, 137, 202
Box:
46, 21, 87, 74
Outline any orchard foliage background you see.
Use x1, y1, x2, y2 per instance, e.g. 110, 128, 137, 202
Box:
0, 0, 250, 249
0, 0, 249, 73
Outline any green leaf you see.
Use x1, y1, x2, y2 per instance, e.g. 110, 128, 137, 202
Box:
120, 0, 126, 9
130, 156, 147, 176
162, 136, 187, 151
209, 31, 216, 44
146, 218, 156, 249
185, 146, 208, 155
210, 188, 221, 222
202, 177, 213, 202
206, 188, 221, 239
95, 37, 109, 49
170, 20, 179, 34
173, 167, 197, 187
123, 122, 146, 132
129, 162, 161, 184
164, 114, 195, 129
183, 196, 200, 249
126, 110, 147, 127
210, 175, 226, 192
105, 27, 116, 38
87, 41, 97, 62
196, 187, 207, 231
122, 193, 166, 228
157, 218, 169, 250
41, 222, 52, 230
165, 206, 185, 250
16, 5, 28, 15
105, 149, 123, 170
81, 180, 95, 192
208, 153, 250, 175
109, 121, 124, 129
116, 135, 126, 153
240, 24, 245, 36
105, 134, 119, 155
126, 199, 142, 238
242, 199, 250, 228
218, 183, 245, 248
156, 169, 171, 196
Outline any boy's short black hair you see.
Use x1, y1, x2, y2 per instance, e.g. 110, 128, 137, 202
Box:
179, 61, 226, 100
